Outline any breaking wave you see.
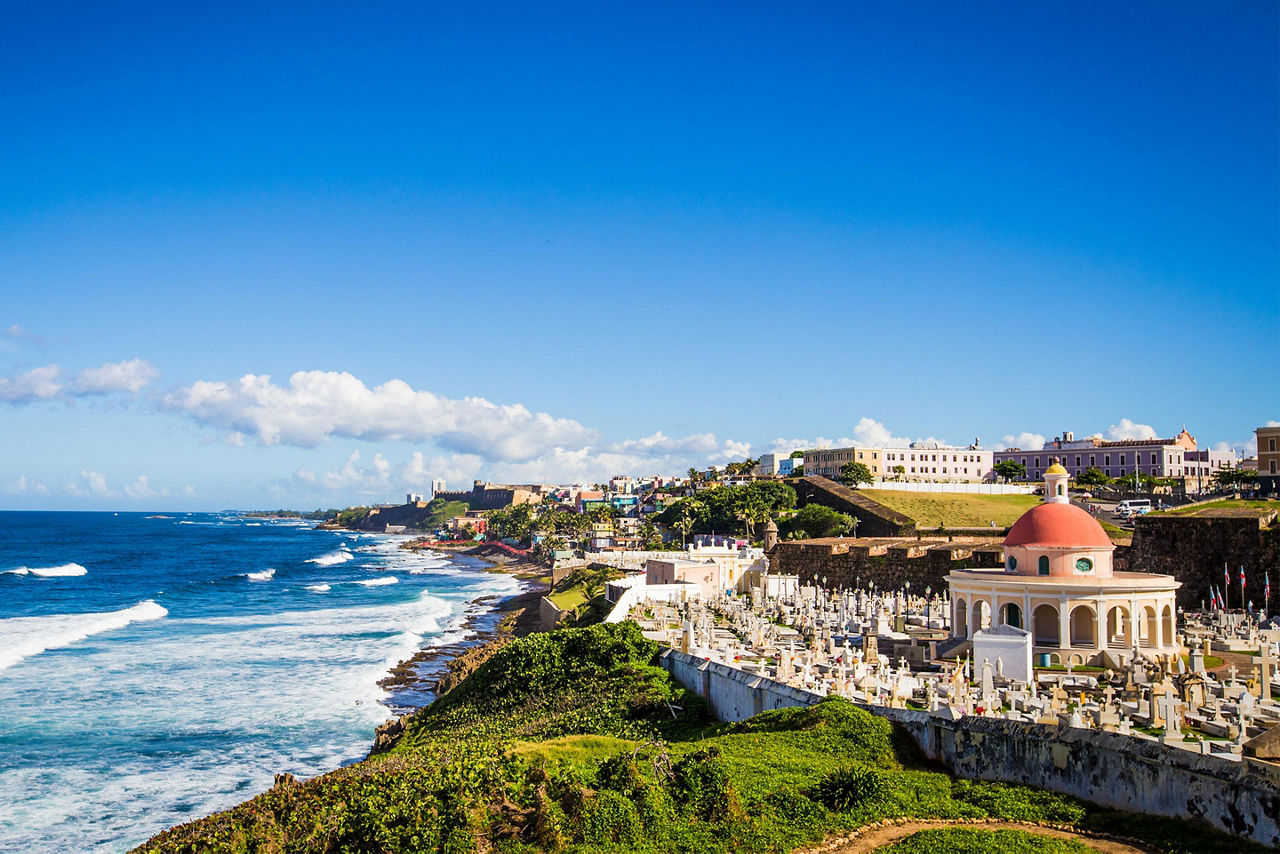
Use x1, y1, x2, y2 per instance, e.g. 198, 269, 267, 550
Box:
244, 568, 275, 582
306, 549, 354, 567
0, 600, 168, 671
3, 563, 88, 578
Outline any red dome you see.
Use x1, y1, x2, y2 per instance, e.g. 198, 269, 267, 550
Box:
1003, 502, 1112, 548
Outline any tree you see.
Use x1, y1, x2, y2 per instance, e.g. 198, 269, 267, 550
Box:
638, 520, 661, 550
993, 460, 1027, 483
891, 464, 906, 481
789, 450, 805, 459
838, 461, 874, 489
782, 504, 853, 539
1075, 467, 1111, 487
673, 500, 705, 545
790, 465, 804, 477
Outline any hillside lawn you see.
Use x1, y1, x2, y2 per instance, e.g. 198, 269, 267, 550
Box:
859, 490, 1039, 528
1153, 499, 1280, 518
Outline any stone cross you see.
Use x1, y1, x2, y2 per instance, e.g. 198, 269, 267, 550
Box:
1262, 642, 1273, 702
1158, 690, 1181, 739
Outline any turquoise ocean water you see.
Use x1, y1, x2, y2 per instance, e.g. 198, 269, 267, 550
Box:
0, 511, 520, 852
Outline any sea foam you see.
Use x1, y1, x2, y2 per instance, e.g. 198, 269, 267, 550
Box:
305, 583, 331, 593
0, 600, 168, 671
245, 568, 275, 582
356, 577, 398, 587
306, 549, 354, 567
3, 563, 89, 578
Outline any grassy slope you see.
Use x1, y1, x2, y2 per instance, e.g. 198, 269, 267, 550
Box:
1154, 499, 1280, 517
860, 490, 1039, 528
135, 624, 1264, 854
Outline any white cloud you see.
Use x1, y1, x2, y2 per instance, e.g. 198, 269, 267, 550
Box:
0, 359, 159, 403
68, 359, 160, 395
997, 432, 1047, 451
764, 418, 945, 453
64, 470, 115, 498
0, 365, 63, 402
4, 475, 49, 495
1106, 418, 1159, 441
124, 475, 166, 499
165, 371, 598, 461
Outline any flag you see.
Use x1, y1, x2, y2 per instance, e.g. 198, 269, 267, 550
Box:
1224, 563, 1230, 587
1267, 573, 1272, 605
1241, 565, 1246, 590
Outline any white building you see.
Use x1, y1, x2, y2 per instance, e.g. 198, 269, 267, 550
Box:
948, 465, 1180, 667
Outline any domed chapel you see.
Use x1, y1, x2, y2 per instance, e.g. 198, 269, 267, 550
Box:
947, 462, 1180, 666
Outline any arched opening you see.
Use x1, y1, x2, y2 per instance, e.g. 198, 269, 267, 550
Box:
1140, 606, 1159, 648
1032, 604, 1059, 646
1038, 555, 1050, 576
1069, 605, 1097, 647
1106, 605, 1131, 647
1069, 653, 1085, 666
972, 600, 992, 633
954, 598, 968, 637
1049, 652, 1061, 665
1001, 602, 1022, 629
1161, 604, 1173, 648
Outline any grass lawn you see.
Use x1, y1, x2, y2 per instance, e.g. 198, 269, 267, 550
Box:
1155, 500, 1280, 518
860, 490, 1040, 528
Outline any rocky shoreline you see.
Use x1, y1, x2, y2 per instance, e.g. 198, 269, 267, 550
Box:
369, 543, 549, 755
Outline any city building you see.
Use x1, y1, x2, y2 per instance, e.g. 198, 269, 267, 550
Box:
754, 452, 803, 477
948, 464, 1180, 666
1258, 425, 1280, 496
804, 441, 993, 483
994, 428, 1204, 482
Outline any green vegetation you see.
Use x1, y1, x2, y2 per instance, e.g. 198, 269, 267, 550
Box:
334, 505, 374, 527
839, 461, 875, 489
861, 490, 1039, 528
783, 503, 855, 539
654, 481, 797, 539
417, 498, 471, 530
546, 565, 623, 624
139, 623, 1262, 854
873, 827, 1089, 854
993, 460, 1026, 483
1155, 499, 1280, 517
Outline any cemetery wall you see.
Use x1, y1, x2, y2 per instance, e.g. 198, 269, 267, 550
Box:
1129, 514, 1280, 607
657, 648, 1280, 848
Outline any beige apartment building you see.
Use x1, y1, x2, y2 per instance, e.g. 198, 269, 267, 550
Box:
1258, 424, 1280, 496
804, 441, 993, 483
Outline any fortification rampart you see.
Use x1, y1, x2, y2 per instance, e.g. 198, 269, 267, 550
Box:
787, 476, 917, 537
657, 648, 1280, 847
1129, 512, 1280, 607
767, 536, 1004, 591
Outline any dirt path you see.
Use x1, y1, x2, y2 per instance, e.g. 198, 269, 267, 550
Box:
805, 818, 1154, 854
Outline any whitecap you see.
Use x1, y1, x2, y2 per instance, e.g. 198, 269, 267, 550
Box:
305, 584, 331, 593
3, 563, 88, 578
0, 600, 168, 671
244, 568, 275, 582
306, 549, 354, 567
355, 577, 398, 587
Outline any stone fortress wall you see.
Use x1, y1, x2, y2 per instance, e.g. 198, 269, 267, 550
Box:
658, 648, 1280, 848
1128, 511, 1280, 608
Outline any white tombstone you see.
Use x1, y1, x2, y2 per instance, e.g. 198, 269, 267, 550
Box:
971, 624, 1032, 684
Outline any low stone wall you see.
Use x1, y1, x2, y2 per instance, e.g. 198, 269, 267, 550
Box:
538, 596, 567, 631
657, 648, 1280, 847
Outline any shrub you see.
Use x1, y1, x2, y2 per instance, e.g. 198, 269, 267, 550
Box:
811, 764, 884, 811
671, 746, 742, 822
581, 789, 643, 847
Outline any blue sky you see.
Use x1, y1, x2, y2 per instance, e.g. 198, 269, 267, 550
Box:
2, 2, 1276, 509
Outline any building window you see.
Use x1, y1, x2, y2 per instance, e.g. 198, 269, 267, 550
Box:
1272, 461, 1278, 474
1105, 454, 1111, 465
1038, 555, 1050, 576
1090, 455, 1095, 466
1075, 456, 1081, 467
1035, 456, 1041, 467
1270, 438, 1277, 452
1008, 556, 1017, 571
1076, 557, 1093, 573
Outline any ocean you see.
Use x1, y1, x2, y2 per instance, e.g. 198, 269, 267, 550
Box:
0, 511, 521, 852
